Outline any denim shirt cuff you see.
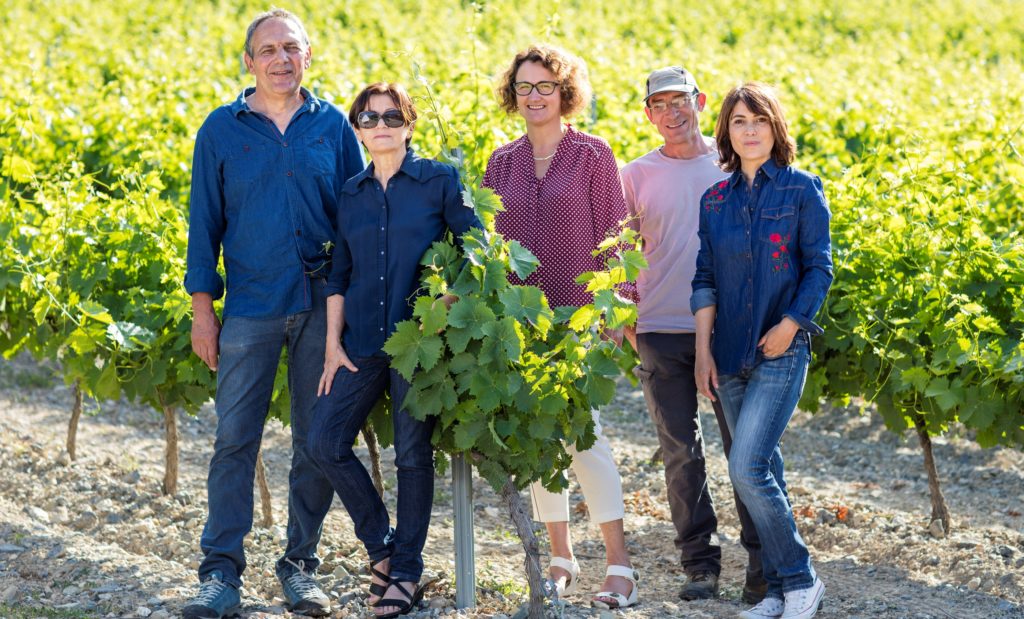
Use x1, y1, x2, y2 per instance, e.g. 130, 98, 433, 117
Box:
324, 282, 348, 297
689, 288, 717, 314
783, 311, 824, 336
184, 269, 225, 300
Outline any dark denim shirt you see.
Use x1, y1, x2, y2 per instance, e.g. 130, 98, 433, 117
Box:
327, 150, 482, 358
690, 159, 833, 375
184, 87, 365, 318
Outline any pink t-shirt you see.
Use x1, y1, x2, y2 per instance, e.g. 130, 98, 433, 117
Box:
621, 140, 728, 333
483, 126, 634, 308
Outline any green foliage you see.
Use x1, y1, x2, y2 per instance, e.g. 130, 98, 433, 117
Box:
384, 185, 643, 492
1, 0, 1023, 453
803, 136, 1024, 447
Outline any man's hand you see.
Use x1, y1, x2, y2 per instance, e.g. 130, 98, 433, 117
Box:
758, 316, 800, 358
318, 342, 359, 396
190, 293, 221, 371
623, 325, 638, 351
694, 347, 719, 402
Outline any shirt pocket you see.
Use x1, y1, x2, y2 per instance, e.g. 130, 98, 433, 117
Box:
222, 143, 270, 189
761, 204, 797, 274
303, 135, 337, 177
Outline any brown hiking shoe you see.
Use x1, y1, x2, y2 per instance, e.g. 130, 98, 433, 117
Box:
679, 570, 719, 601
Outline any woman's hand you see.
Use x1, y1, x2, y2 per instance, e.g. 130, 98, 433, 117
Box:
694, 346, 719, 402
318, 342, 358, 396
758, 316, 800, 358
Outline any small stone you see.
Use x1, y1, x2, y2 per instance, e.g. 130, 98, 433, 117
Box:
25, 505, 51, 523
106, 513, 124, 524
996, 545, 1015, 558
428, 597, 447, 608
62, 585, 81, 596
333, 565, 351, 579
150, 611, 171, 619
73, 511, 99, 531
967, 577, 982, 590
136, 607, 152, 617
927, 519, 945, 539
122, 470, 141, 485
57, 452, 72, 466
265, 605, 286, 615
0, 544, 26, 553
3, 584, 20, 602
484, 507, 500, 518
599, 611, 617, 619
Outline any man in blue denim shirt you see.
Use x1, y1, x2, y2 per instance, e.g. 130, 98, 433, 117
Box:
182, 9, 364, 619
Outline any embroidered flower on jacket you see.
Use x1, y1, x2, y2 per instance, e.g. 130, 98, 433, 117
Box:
702, 180, 729, 214
770, 233, 791, 272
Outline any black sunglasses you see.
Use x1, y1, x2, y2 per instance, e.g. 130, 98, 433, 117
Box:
356, 109, 406, 129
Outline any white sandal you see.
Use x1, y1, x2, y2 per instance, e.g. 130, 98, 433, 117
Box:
548, 556, 580, 597
591, 565, 639, 610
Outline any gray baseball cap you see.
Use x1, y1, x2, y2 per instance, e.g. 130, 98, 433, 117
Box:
644, 66, 699, 102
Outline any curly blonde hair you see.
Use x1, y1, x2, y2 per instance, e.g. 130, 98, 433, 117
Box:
496, 44, 592, 118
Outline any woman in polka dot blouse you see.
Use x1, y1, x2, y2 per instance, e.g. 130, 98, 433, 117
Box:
482, 44, 638, 610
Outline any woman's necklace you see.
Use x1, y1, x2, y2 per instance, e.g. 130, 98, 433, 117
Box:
533, 150, 557, 161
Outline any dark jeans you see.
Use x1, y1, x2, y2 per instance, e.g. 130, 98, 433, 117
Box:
635, 332, 762, 578
306, 355, 436, 583
199, 279, 335, 588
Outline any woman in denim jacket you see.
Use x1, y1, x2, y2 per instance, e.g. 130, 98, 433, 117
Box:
691, 82, 832, 619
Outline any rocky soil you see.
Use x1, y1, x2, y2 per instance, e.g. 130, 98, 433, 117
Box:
0, 356, 1022, 619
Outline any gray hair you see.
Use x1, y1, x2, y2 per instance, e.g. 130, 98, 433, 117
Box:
244, 8, 310, 58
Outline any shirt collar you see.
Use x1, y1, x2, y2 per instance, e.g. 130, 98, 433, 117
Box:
230, 86, 319, 117
728, 157, 782, 187
351, 148, 425, 187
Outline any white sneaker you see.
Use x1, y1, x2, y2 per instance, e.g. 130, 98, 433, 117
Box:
781, 578, 825, 619
738, 596, 785, 619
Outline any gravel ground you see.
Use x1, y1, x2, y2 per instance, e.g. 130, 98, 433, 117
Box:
0, 356, 1021, 619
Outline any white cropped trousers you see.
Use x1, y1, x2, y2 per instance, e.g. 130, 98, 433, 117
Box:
529, 409, 625, 524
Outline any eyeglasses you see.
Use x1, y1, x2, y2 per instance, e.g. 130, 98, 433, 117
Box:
356, 109, 406, 129
648, 94, 696, 113
512, 81, 560, 96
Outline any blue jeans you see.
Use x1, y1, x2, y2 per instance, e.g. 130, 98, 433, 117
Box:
716, 333, 815, 598
198, 279, 335, 588
306, 356, 436, 583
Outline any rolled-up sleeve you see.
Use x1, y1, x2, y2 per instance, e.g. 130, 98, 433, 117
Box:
783, 176, 833, 334
325, 195, 353, 297
690, 194, 717, 314
184, 124, 226, 299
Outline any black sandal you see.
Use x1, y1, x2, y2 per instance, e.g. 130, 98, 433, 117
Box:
373, 579, 423, 619
368, 557, 390, 605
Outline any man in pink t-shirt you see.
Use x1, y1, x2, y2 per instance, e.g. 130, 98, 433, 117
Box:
621, 66, 766, 605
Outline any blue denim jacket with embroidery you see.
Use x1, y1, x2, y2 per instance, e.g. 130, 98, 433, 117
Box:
690, 159, 833, 375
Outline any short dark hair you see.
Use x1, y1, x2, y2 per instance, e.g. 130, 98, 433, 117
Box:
244, 8, 310, 58
714, 82, 796, 173
496, 44, 592, 117
348, 82, 418, 147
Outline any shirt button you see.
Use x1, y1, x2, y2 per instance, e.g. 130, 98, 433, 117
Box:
380, 301, 384, 306
286, 171, 293, 177
295, 230, 302, 237
282, 141, 288, 147
379, 276, 384, 280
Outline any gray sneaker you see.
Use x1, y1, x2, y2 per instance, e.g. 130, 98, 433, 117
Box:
279, 559, 331, 617
182, 571, 240, 619
679, 570, 720, 601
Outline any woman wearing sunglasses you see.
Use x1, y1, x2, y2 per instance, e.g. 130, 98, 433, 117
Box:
692, 82, 832, 619
305, 82, 480, 619
482, 45, 638, 610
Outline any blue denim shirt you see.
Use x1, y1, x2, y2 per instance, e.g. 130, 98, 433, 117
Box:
690, 159, 833, 375
184, 87, 365, 318
326, 150, 482, 358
